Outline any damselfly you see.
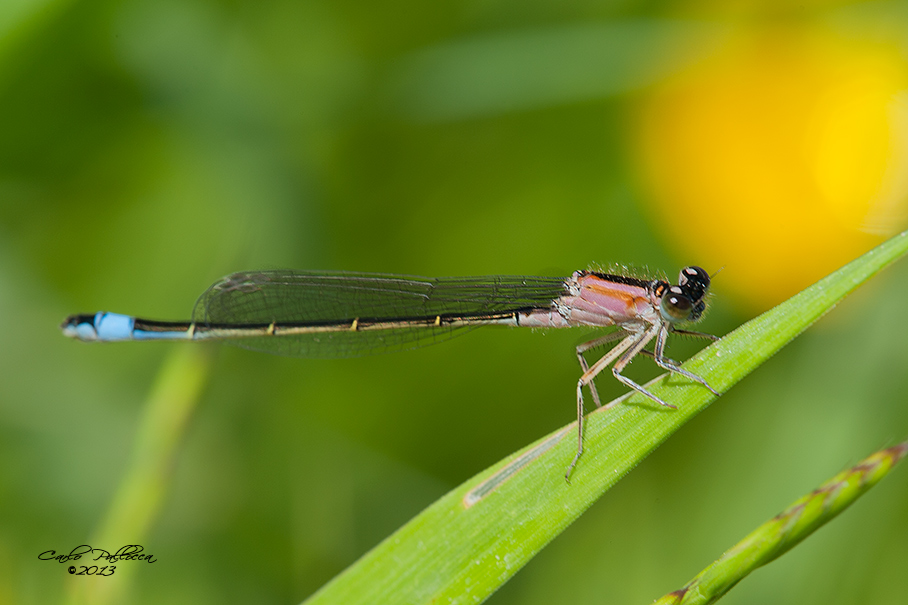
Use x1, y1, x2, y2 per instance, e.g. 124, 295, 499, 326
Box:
62, 267, 720, 477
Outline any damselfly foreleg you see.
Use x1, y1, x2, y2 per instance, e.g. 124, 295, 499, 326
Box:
653, 325, 720, 396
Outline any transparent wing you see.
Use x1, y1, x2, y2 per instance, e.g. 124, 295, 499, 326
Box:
192, 270, 569, 358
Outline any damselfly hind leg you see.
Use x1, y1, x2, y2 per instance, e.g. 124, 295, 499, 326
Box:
575, 331, 628, 408
566, 331, 641, 481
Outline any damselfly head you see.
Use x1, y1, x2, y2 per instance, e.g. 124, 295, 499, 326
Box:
658, 266, 711, 324
677, 266, 710, 301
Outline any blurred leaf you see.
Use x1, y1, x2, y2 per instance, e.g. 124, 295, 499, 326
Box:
386, 20, 728, 121
0, 0, 65, 56
68, 347, 212, 605
303, 230, 908, 604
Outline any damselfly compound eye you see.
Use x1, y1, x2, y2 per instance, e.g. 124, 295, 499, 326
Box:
660, 286, 694, 322
678, 266, 710, 303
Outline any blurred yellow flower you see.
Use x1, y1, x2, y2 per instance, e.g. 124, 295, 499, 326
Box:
635, 28, 908, 311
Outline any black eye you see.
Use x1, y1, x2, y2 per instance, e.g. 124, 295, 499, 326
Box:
677, 266, 710, 303
678, 265, 708, 285
660, 287, 693, 322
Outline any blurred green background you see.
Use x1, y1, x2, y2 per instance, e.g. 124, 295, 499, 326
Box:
3, 0, 908, 603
